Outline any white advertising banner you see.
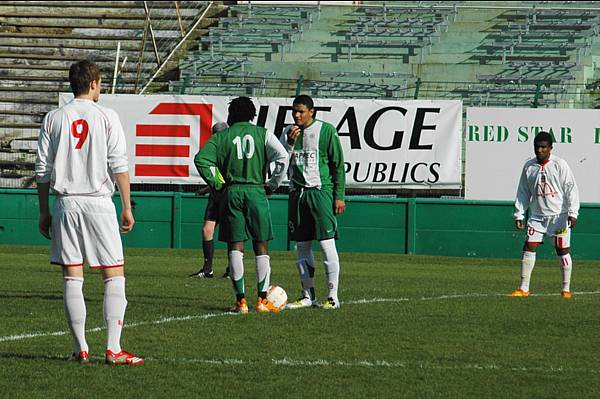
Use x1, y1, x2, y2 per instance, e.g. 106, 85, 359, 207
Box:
60, 94, 462, 188
466, 107, 600, 202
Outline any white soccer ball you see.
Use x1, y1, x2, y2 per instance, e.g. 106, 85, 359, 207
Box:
266, 285, 288, 310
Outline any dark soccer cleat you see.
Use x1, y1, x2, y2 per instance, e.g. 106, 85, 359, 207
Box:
189, 269, 214, 278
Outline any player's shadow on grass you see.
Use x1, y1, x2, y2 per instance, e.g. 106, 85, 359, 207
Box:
0, 292, 63, 301
106, 294, 230, 313
0, 352, 67, 363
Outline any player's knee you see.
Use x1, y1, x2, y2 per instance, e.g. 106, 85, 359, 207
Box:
320, 238, 339, 263
555, 247, 570, 256
297, 241, 312, 258
202, 225, 214, 239
252, 240, 268, 256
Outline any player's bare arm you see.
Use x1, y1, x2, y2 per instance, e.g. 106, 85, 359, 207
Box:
114, 171, 135, 233
37, 182, 52, 239
568, 216, 577, 228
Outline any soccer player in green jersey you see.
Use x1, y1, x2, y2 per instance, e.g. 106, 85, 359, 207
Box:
282, 95, 346, 310
195, 97, 289, 313
189, 122, 229, 279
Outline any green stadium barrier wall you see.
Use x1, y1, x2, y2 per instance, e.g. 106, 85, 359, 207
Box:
1, 189, 599, 260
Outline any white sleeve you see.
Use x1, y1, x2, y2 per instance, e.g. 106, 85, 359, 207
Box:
106, 109, 129, 174
561, 162, 580, 218
35, 112, 55, 183
280, 125, 294, 153
265, 131, 289, 191
513, 165, 530, 220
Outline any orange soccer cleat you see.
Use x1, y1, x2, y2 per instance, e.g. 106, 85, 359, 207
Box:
256, 297, 280, 313
511, 288, 530, 297
230, 297, 249, 314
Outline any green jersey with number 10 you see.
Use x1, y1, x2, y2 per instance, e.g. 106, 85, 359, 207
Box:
195, 121, 288, 191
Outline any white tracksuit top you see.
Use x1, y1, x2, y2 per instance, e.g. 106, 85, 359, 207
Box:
514, 154, 579, 220
35, 98, 128, 196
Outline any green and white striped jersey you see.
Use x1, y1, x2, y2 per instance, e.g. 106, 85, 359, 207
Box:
282, 119, 346, 201
195, 121, 288, 191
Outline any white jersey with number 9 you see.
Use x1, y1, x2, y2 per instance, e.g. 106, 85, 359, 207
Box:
36, 98, 128, 196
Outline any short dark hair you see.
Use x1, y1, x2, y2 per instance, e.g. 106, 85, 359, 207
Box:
212, 122, 229, 133
534, 131, 553, 145
227, 97, 256, 125
293, 94, 316, 117
69, 60, 101, 97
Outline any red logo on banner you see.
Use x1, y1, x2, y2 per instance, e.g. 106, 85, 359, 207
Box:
135, 103, 213, 178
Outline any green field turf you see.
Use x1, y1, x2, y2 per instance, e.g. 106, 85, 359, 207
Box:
1, 245, 599, 398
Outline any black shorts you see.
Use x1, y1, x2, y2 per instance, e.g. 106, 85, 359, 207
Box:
204, 192, 221, 223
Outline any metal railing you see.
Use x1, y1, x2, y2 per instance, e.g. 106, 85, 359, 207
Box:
137, 1, 213, 94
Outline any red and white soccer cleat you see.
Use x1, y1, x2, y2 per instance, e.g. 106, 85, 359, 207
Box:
69, 351, 90, 364
105, 349, 144, 365
561, 290, 573, 299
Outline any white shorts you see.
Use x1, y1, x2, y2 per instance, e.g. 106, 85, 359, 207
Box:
525, 213, 571, 249
51, 196, 124, 268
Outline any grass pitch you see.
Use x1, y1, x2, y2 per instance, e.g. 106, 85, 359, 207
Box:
1, 245, 599, 398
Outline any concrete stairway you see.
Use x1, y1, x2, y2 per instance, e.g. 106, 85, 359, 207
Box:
0, 1, 225, 188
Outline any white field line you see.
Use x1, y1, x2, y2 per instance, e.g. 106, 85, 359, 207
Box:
0, 312, 235, 343
28, 353, 600, 375
1, 291, 599, 344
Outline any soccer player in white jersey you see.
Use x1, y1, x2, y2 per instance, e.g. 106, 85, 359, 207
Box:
36, 60, 143, 364
512, 131, 580, 299
282, 95, 346, 310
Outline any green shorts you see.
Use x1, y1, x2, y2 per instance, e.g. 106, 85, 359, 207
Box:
289, 188, 338, 242
218, 185, 273, 243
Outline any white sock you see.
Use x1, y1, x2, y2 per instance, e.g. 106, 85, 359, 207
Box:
520, 251, 536, 292
297, 241, 315, 300
255, 255, 271, 295
559, 253, 572, 292
63, 277, 88, 353
229, 250, 245, 296
103, 276, 127, 354
320, 238, 340, 302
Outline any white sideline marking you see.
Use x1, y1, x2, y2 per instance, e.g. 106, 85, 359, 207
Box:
1, 291, 599, 343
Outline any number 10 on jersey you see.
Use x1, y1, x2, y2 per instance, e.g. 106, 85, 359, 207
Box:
232, 135, 255, 159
